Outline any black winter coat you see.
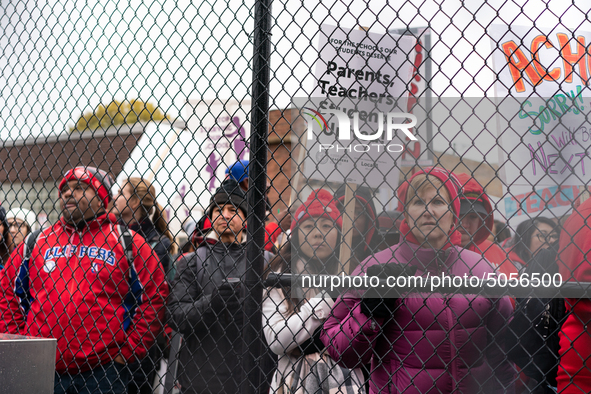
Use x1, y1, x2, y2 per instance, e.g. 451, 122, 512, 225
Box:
167, 240, 275, 394
507, 246, 567, 393
130, 218, 172, 274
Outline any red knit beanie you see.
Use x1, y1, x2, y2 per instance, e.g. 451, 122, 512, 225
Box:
58, 167, 114, 209
291, 189, 343, 231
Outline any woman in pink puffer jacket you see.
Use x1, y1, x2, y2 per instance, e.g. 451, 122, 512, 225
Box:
321, 168, 515, 393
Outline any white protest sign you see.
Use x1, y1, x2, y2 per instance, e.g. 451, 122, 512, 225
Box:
496, 95, 589, 187
184, 98, 251, 192
300, 25, 415, 189
490, 25, 591, 223
120, 99, 251, 234
118, 122, 210, 235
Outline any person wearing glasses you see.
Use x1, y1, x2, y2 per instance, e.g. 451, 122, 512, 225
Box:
6, 208, 38, 251
504, 217, 563, 393
506, 217, 560, 275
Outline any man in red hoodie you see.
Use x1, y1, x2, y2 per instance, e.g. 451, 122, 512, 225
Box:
456, 174, 509, 271
0, 167, 169, 394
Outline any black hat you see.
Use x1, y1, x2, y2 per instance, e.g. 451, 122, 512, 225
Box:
208, 179, 248, 216
459, 199, 488, 217
0, 206, 7, 231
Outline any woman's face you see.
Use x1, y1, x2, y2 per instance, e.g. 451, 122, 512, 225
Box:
112, 184, 138, 224
297, 217, 339, 261
7, 219, 28, 247
405, 186, 454, 249
529, 222, 559, 256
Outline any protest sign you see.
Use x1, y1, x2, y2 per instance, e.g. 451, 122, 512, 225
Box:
390, 27, 434, 167
299, 25, 415, 188
490, 25, 591, 221
119, 99, 251, 234
295, 25, 415, 273
503, 184, 583, 227
489, 24, 591, 98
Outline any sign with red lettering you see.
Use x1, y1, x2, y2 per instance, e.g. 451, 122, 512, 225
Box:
489, 26, 591, 198
390, 27, 434, 167
489, 25, 591, 97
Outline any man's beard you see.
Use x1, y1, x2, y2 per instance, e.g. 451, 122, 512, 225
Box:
62, 206, 84, 224
61, 198, 87, 224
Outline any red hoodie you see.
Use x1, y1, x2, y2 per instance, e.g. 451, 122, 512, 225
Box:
456, 174, 509, 273
0, 213, 169, 374
556, 197, 591, 393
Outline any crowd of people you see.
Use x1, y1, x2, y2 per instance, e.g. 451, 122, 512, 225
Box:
0, 162, 588, 394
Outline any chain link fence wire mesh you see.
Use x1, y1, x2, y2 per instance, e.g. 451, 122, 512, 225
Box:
1, 0, 591, 393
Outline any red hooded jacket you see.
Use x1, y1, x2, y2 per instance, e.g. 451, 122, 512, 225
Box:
456, 174, 509, 273
0, 213, 169, 374
556, 197, 591, 393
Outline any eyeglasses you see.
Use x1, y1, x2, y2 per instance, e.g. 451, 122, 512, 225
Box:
535, 232, 559, 243
8, 221, 26, 228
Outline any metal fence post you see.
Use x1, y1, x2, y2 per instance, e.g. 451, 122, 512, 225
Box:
242, 0, 272, 391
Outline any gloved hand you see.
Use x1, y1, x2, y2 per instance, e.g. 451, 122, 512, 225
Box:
360, 294, 397, 319
211, 282, 241, 314
360, 264, 418, 318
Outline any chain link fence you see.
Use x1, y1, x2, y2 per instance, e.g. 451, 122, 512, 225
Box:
1, 0, 591, 393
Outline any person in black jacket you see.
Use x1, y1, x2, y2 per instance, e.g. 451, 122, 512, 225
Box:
168, 179, 274, 394
0, 206, 11, 270
112, 177, 175, 272
508, 240, 567, 394
112, 177, 176, 394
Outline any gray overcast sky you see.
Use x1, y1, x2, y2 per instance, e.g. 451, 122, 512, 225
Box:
1, 0, 590, 166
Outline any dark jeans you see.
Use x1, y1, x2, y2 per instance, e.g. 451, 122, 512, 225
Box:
54, 362, 130, 394
127, 345, 160, 394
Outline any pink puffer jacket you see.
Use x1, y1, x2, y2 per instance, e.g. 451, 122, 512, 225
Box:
321, 241, 515, 393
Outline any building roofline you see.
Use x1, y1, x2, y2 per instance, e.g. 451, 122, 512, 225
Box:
3, 123, 148, 148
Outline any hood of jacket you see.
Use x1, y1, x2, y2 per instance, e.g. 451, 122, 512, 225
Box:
456, 173, 494, 246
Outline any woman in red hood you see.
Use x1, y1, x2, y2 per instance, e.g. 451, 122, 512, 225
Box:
455, 174, 509, 273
